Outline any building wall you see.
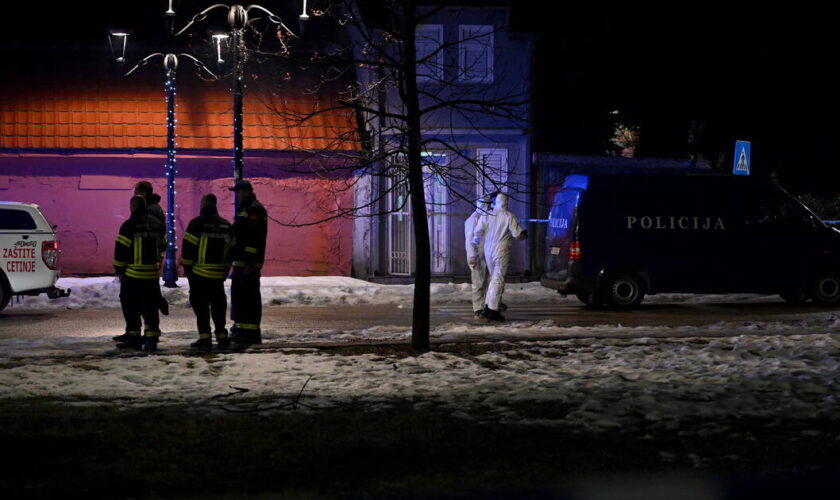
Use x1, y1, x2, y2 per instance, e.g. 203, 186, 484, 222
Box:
357, 5, 534, 279
431, 135, 531, 277
0, 152, 354, 276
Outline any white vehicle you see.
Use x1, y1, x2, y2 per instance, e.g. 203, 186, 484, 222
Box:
0, 202, 70, 312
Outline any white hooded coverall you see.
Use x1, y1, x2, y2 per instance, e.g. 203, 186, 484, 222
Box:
465, 200, 491, 313
472, 193, 524, 311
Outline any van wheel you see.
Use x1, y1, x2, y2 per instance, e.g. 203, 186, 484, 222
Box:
0, 276, 10, 313
809, 271, 840, 306
600, 272, 645, 310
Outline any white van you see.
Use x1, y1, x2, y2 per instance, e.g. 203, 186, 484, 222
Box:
0, 202, 70, 312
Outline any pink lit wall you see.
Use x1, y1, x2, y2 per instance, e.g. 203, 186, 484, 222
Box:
0, 152, 354, 277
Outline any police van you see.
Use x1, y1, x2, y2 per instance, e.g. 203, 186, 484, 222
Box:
541, 174, 840, 309
0, 202, 70, 312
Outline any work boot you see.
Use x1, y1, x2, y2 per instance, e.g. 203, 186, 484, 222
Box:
215, 329, 231, 349
473, 310, 484, 319
233, 331, 262, 346
486, 308, 505, 322
116, 335, 142, 350
190, 337, 213, 350
113, 332, 140, 343
142, 337, 158, 352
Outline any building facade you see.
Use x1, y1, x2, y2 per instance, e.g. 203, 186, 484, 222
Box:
351, 3, 535, 281
0, 57, 358, 276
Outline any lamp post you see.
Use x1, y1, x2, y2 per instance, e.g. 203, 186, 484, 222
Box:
174, 3, 307, 188
108, 29, 216, 288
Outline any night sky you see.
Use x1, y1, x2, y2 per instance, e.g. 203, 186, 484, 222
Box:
2, 1, 837, 194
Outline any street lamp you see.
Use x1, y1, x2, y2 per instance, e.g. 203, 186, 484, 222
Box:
212, 33, 230, 64
109, 24, 216, 288
107, 31, 130, 63
174, 3, 308, 187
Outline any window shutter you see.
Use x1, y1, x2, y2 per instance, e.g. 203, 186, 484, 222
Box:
459, 25, 493, 83
416, 25, 443, 81
477, 148, 508, 195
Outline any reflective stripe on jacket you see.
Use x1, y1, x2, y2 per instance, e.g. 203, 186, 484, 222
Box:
182, 207, 233, 280
114, 210, 166, 279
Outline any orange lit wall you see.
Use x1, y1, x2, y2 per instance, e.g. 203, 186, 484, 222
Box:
0, 78, 360, 277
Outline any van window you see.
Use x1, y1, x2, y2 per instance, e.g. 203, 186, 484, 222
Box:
0, 208, 37, 230
752, 197, 817, 230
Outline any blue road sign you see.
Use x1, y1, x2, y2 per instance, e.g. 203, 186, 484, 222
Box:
733, 140, 751, 176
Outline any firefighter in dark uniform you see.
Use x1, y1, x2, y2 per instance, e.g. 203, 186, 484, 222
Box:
112, 195, 167, 351
228, 180, 268, 345
182, 194, 233, 350
134, 180, 169, 316
134, 180, 165, 225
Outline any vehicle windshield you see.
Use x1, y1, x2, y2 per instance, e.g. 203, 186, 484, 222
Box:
751, 185, 825, 230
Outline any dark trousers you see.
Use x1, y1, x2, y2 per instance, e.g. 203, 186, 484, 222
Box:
188, 275, 227, 337
230, 267, 261, 335
119, 276, 161, 337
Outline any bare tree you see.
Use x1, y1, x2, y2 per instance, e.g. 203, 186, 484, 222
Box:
248, 0, 531, 351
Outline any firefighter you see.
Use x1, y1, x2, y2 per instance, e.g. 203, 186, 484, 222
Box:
228, 180, 268, 345
182, 194, 233, 350
134, 180, 169, 316
112, 195, 167, 351
133, 180, 165, 225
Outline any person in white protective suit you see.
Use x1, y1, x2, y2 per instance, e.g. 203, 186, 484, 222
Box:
470, 192, 527, 321
465, 195, 493, 318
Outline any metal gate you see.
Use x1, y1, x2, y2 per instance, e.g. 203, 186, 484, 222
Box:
387, 176, 412, 276
386, 154, 449, 275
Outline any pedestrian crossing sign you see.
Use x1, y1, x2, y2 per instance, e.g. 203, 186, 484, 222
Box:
733, 140, 751, 176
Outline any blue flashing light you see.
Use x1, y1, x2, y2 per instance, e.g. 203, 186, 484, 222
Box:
563, 174, 589, 191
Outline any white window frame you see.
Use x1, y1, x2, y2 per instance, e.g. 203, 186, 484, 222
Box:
416, 24, 443, 82
476, 148, 508, 195
458, 25, 494, 84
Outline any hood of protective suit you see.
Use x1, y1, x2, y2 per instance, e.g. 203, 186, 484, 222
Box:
474, 196, 492, 213
493, 193, 508, 213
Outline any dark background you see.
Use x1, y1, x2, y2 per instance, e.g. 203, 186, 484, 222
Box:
2, 1, 837, 195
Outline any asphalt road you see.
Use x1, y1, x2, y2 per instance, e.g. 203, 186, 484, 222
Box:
0, 299, 834, 339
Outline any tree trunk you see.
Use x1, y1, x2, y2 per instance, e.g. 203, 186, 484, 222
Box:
403, 1, 431, 352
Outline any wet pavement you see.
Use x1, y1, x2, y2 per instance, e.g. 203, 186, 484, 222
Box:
1, 299, 834, 339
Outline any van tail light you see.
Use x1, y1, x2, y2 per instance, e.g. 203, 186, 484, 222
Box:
42, 240, 60, 270
569, 241, 581, 261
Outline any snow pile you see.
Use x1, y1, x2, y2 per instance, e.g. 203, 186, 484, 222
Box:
13, 276, 563, 310
1, 321, 839, 432
13, 276, 774, 311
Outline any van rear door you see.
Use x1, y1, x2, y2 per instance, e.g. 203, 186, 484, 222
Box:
544, 175, 587, 283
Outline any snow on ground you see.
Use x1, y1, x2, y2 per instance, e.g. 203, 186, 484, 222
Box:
5, 277, 838, 432
13, 276, 777, 310
1, 317, 839, 433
